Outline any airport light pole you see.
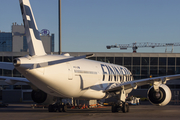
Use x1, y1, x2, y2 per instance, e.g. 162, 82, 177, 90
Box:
58, 0, 62, 55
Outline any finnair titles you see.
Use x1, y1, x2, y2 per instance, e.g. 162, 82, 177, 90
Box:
101, 64, 132, 82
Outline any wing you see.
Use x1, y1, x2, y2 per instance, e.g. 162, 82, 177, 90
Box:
0, 76, 39, 90
0, 76, 29, 85
104, 74, 180, 92
0, 62, 14, 70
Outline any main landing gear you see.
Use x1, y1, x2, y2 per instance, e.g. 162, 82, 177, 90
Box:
48, 104, 67, 112
111, 102, 129, 113
111, 87, 129, 113
48, 98, 67, 112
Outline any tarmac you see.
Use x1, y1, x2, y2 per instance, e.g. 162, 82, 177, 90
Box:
0, 104, 180, 120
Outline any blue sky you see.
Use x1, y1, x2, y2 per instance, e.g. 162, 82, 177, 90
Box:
0, 0, 180, 53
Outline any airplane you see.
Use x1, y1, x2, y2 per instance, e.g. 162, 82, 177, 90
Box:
0, 0, 180, 113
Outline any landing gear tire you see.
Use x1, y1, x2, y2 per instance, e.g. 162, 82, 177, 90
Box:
58, 105, 67, 112
48, 104, 56, 112
111, 104, 118, 113
58, 105, 63, 112
122, 103, 129, 113
63, 105, 67, 112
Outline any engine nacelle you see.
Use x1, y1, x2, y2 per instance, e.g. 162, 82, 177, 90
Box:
147, 84, 172, 106
31, 90, 57, 104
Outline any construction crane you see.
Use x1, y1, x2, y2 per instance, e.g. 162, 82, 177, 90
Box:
106, 42, 180, 53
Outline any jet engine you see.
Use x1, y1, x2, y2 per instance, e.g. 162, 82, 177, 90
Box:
31, 90, 57, 104
147, 84, 172, 106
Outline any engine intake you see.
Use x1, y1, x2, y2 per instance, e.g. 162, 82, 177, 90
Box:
147, 84, 171, 106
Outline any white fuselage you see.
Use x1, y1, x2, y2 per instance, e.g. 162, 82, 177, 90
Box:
15, 55, 133, 100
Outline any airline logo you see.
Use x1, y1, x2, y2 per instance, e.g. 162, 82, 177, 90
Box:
24, 5, 40, 40
101, 64, 131, 82
20, 3, 40, 40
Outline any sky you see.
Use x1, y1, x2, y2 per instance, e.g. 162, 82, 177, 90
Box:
0, 0, 180, 53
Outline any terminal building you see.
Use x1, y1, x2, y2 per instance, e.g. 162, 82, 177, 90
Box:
0, 23, 54, 53
0, 24, 179, 104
